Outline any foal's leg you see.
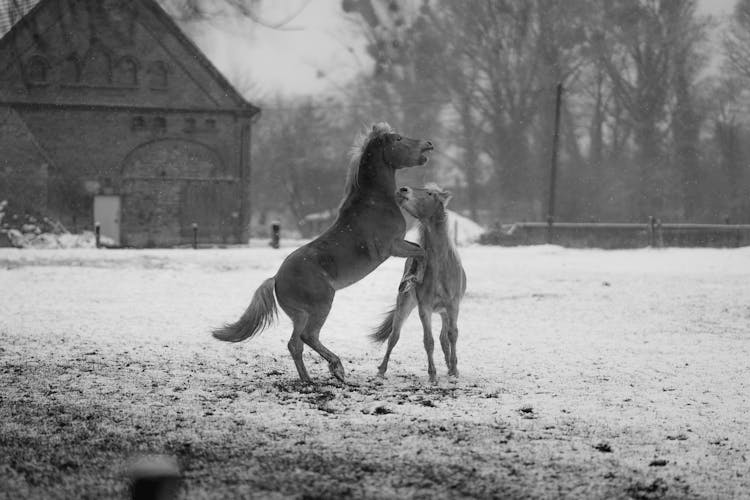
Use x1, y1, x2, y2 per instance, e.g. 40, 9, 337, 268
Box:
418, 304, 437, 383
378, 291, 417, 377
439, 312, 451, 372
446, 304, 460, 377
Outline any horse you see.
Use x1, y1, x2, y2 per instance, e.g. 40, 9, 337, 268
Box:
212, 123, 434, 384
371, 184, 467, 383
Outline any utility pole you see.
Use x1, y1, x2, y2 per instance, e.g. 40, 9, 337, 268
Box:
546, 83, 563, 242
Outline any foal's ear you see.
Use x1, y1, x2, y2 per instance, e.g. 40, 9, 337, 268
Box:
439, 190, 452, 206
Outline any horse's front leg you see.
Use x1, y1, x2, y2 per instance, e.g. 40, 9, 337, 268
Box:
389, 239, 425, 258
391, 240, 425, 293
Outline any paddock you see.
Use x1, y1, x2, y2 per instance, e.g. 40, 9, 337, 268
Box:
1, 245, 748, 498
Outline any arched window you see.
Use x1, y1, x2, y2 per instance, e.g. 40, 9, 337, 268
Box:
61, 54, 81, 84
27, 55, 49, 84
114, 56, 138, 86
131, 116, 145, 131
81, 42, 112, 85
147, 60, 168, 89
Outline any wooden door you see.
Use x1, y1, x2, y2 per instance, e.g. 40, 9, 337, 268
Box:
93, 195, 121, 246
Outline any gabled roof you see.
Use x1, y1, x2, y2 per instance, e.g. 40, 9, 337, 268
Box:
0, 0, 260, 117
143, 0, 259, 116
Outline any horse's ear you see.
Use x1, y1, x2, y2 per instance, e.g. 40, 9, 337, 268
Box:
439, 190, 452, 207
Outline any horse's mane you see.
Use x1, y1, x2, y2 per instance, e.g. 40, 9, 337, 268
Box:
341, 122, 394, 202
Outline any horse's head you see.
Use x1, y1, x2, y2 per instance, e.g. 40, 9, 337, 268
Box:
342, 123, 433, 203
362, 123, 433, 170
396, 183, 452, 222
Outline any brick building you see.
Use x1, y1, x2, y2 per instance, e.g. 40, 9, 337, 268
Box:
0, 0, 260, 246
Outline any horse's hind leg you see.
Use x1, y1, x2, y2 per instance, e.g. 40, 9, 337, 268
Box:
297, 293, 347, 382
418, 304, 437, 383
276, 271, 336, 383
287, 310, 312, 383
378, 291, 417, 377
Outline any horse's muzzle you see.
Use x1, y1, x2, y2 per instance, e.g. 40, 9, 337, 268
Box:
419, 142, 434, 165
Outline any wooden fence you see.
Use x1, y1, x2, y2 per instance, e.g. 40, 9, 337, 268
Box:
480, 221, 750, 248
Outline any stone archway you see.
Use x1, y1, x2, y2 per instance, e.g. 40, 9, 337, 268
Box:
119, 139, 237, 247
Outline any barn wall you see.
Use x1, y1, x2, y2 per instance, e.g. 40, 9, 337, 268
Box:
0, 106, 49, 214
0, 0, 258, 245
14, 105, 248, 244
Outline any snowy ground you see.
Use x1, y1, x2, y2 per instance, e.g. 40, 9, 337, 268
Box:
1, 244, 749, 499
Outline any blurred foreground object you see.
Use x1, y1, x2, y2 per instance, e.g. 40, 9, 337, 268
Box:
128, 454, 181, 500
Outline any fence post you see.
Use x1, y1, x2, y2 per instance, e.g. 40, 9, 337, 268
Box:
648, 216, 655, 247
546, 83, 563, 234
270, 221, 281, 249
95, 222, 101, 248
192, 222, 198, 249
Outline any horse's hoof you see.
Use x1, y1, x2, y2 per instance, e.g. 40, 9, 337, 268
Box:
328, 360, 346, 382
331, 368, 346, 383
377, 370, 387, 379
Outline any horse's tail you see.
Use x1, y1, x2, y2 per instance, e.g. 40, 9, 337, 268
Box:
212, 277, 278, 342
370, 306, 396, 344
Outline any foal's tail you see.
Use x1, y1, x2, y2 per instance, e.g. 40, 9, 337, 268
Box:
212, 277, 278, 342
370, 306, 396, 344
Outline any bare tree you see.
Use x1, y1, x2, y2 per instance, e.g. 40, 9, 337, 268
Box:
670, 1, 710, 219
592, 1, 677, 219
724, 0, 750, 81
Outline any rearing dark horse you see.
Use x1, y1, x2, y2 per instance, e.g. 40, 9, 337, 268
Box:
213, 123, 433, 383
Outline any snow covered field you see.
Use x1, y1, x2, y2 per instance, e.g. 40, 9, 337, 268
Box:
1, 245, 749, 499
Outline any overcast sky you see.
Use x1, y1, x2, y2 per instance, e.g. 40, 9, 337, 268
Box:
182, 0, 739, 102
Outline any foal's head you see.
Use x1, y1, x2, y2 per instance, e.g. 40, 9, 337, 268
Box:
396, 183, 452, 223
